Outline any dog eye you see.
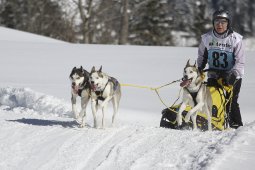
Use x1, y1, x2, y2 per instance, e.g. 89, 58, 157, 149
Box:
77, 77, 80, 79
190, 71, 193, 73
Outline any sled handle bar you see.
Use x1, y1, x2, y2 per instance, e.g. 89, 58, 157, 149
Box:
203, 69, 227, 74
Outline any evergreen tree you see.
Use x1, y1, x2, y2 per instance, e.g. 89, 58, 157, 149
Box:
0, 0, 75, 41
129, 0, 173, 46
0, 0, 254, 44
90, 0, 122, 44
191, 1, 211, 45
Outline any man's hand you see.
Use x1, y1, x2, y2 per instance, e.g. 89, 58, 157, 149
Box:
223, 70, 237, 86
198, 67, 203, 75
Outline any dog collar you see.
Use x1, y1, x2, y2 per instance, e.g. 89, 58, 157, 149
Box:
94, 80, 109, 101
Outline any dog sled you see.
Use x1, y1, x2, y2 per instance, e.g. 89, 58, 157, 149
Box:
160, 78, 233, 131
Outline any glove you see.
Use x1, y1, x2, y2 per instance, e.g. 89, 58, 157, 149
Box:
227, 72, 236, 85
223, 71, 237, 86
198, 67, 203, 75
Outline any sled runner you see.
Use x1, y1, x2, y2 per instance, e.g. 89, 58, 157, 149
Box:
160, 79, 232, 131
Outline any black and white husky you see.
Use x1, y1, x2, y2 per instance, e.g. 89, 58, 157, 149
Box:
177, 60, 213, 131
89, 66, 121, 128
69, 66, 91, 127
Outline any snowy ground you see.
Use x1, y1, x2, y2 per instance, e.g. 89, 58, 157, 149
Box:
0, 27, 255, 170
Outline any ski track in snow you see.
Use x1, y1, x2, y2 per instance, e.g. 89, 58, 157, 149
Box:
1, 87, 255, 170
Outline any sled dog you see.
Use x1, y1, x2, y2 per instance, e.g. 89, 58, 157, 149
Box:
69, 66, 91, 127
177, 60, 213, 130
89, 66, 121, 128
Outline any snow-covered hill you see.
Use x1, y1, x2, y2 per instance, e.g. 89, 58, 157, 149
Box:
0, 27, 65, 43
0, 27, 255, 170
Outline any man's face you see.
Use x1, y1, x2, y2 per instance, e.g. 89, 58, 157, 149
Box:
214, 18, 228, 34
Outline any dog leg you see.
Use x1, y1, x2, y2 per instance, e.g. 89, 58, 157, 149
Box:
205, 104, 212, 131
112, 95, 120, 126
184, 102, 204, 123
71, 94, 79, 120
99, 96, 112, 109
97, 96, 112, 128
177, 102, 187, 126
101, 103, 108, 128
79, 96, 89, 127
191, 113, 198, 130
91, 99, 98, 128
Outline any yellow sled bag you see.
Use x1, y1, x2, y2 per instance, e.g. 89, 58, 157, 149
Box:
160, 85, 229, 131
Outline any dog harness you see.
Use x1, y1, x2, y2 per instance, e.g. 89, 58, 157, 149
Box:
94, 77, 119, 101
95, 81, 109, 101
184, 84, 203, 106
78, 80, 91, 97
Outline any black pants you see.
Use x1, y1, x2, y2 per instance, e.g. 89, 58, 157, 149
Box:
226, 78, 243, 127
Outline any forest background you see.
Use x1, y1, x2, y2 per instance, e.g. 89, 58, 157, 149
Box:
0, 0, 254, 46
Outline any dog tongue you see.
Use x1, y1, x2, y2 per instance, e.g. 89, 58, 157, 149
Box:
180, 79, 191, 87
91, 84, 97, 91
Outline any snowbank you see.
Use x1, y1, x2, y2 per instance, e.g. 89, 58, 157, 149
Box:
0, 87, 72, 117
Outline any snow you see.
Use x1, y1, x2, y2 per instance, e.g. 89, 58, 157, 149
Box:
244, 38, 255, 51
0, 26, 255, 170
0, 27, 65, 43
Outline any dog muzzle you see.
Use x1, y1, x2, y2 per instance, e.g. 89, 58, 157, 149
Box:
180, 77, 192, 87
91, 83, 99, 92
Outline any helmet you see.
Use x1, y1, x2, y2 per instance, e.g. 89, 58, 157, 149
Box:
212, 9, 231, 28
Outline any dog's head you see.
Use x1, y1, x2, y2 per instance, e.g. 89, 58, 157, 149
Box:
69, 66, 88, 94
180, 59, 202, 88
89, 66, 108, 91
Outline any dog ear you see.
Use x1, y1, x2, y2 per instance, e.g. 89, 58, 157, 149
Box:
99, 65, 102, 72
80, 66, 85, 74
194, 61, 197, 67
70, 67, 76, 78
91, 66, 95, 73
80, 66, 84, 73
186, 59, 191, 67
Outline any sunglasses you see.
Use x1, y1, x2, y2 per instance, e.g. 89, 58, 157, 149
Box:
214, 19, 228, 25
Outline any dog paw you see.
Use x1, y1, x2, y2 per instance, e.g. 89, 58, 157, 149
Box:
184, 115, 190, 123
208, 126, 212, 131
176, 115, 182, 126
75, 116, 83, 124
75, 119, 82, 125
193, 127, 199, 131
110, 123, 116, 128
78, 124, 85, 128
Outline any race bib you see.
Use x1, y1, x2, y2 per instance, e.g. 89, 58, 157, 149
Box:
208, 49, 235, 71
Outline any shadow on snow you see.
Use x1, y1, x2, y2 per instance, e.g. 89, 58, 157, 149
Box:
7, 118, 80, 128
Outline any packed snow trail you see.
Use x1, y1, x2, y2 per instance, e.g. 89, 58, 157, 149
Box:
1, 87, 255, 170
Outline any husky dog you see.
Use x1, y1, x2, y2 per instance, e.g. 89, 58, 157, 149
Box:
177, 60, 213, 131
69, 66, 91, 127
89, 66, 121, 128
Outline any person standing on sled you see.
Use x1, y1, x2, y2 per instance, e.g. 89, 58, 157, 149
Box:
197, 9, 245, 129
